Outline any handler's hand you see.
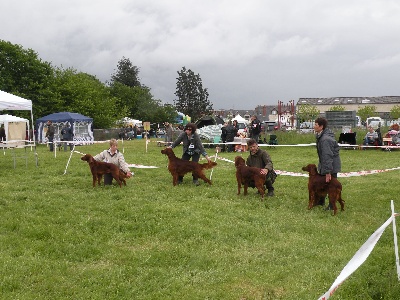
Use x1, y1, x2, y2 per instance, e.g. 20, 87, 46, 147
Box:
325, 173, 331, 183
260, 169, 269, 175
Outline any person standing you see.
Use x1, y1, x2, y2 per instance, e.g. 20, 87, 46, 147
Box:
220, 122, 228, 152
61, 123, 74, 151
314, 117, 341, 209
45, 120, 55, 152
225, 120, 238, 152
246, 138, 276, 197
93, 139, 133, 185
165, 122, 173, 145
0, 124, 5, 141
250, 115, 262, 143
170, 123, 211, 185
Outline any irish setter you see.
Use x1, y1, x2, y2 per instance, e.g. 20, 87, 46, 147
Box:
81, 153, 123, 187
161, 147, 217, 186
302, 164, 345, 215
234, 156, 266, 199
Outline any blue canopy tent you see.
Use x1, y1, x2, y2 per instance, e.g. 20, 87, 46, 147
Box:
36, 112, 93, 144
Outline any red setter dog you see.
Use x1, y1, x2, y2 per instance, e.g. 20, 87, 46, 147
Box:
161, 147, 217, 186
234, 156, 266, 199
302, 164, 345, 215
81, 154, 123, 187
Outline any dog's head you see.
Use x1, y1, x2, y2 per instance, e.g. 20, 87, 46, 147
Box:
234, 156, 246, 167
81, 153, 94, 163
161, 147, 173, 155
302, 164, 318, 175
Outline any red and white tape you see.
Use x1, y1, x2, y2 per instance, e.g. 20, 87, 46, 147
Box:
209, 155, 400, 178
318, 201, 399, 299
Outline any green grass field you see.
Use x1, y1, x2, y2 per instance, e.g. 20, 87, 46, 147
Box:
1, 137, 400, 299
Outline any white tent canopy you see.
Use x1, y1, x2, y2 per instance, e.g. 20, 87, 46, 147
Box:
0, 90, 34, 142
232, 114, 248, 123
0, 90, 32, 111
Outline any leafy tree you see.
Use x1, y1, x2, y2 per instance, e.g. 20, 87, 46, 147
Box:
357, 105, 378, 122
329, 105, 345, 111
174, 67, 212, 121
296, 104, 320, 123
52, 67, 126, 128
390, 105, 400, 120
0, 40, 57, 119
110, 57, 141, 88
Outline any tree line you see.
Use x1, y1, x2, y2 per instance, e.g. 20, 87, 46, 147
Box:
0, 40, 213, 128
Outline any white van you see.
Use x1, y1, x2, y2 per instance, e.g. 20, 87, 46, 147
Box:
366, 117, 383, 129
299, 122, 314, 133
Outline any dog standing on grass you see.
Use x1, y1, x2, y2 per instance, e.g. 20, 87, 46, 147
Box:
302, 164, 345, 215
161, 147, 217, 186
81, 153, 123, 187
235, 156, 266, 199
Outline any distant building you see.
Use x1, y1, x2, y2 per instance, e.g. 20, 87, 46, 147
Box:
297, 96, 400, 118
214, 96, 400, 125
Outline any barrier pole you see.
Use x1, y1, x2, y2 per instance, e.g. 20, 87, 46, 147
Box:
391, 200, 400, 280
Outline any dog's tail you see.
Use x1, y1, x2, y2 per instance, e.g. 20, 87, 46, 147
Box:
201, 162, 217, 170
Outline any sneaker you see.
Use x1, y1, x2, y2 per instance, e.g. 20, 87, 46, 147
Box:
193, 180, 200, 186
267, 190, 274, 197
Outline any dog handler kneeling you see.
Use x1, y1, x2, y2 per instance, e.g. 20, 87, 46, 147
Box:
94, 138, 133, 185
246, 138, 277, 197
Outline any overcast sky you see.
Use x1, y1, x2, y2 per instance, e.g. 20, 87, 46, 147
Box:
1, 0, 400, 110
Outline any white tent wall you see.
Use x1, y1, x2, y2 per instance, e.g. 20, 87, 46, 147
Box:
37, 120, 94, 144
0, 114, 30, 147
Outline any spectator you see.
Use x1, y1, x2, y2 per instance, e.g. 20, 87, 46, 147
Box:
45, 120, 55, 152
250, 115, 262, 142
61, 123, 74, 151
220, 122, 228, 152
363, 126, 379, 147
165, 122, 173, 145
225, 121, 238, 152
0, 124, 5, 141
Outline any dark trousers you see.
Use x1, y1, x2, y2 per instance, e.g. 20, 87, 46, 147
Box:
104, 173, 113, 185
48, 137, 54, 151
318, 173, 338, 205
179, 152, 200, 182
63, 140, 74, 151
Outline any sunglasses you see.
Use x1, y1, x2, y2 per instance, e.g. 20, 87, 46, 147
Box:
185, 128, 192, 131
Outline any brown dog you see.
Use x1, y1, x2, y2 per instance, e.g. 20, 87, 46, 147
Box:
234, 156, 266, 199
302, 164, 345, 215
161, 147, 217, 186
81, 153, 123, 187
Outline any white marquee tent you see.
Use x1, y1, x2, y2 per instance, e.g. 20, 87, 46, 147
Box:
0, 90, 34, 142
